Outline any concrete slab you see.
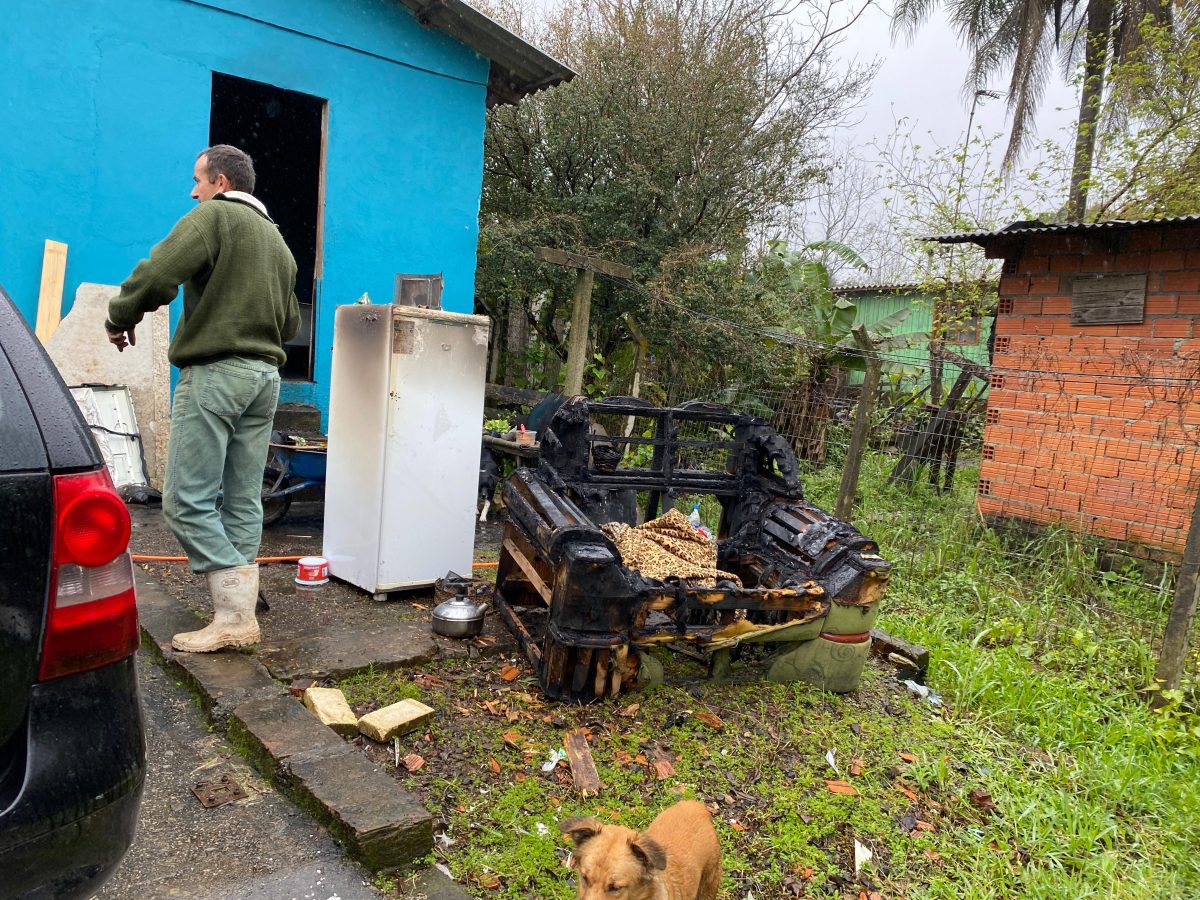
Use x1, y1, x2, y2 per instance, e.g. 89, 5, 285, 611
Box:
136, 572, 286, 722
229, 694, 351, 773
256, 620, 440, 681
404, 867, 473, 899
285, 749, 433, 872
46, 283, 171, 487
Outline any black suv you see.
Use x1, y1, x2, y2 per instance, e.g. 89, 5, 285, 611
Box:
0, 285, 145, 899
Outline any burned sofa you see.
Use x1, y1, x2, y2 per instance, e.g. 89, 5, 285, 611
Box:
493, 397, 890, 702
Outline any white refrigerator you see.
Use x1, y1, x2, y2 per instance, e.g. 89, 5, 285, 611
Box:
323, 304, 490, 596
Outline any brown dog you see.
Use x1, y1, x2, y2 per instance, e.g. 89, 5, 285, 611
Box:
560, 800, 721, 900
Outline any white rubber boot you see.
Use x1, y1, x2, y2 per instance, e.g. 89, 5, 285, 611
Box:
172, 564, 261, 652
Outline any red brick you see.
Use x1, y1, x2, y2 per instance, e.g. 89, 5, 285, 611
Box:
1128, 523, 1169, 547
1073, 324, 1121, 336
1008, 427, 1043, 448
1080, 253, 1116, 272
991, 445, 1024, 465
1050, 254, 1083, 273
1098, 479, 1136, 500
1054, 493, 1084, 514
1070, 337, 1107, 356
1115, 251, 1151, 272
1018, 255, 1050, 274
1042, 297, 1072, 315
1128, 230, 1164, 252
976, 496, 1003, 516
1029, 275, 1061, 295
1160, 226, 1200, 250
1111, 441, 1146, 462
1000, 275, 1030, 296
1061, 473, 1092, 494
1178, 295, 1200, 315
994, 316, 1027, 336
1146, 295, 1179, 315
1150, 250, 1187, 270
1012, 297, 1043, 315
1098, 519, 1132, 542
1091, 415, 1129, 437
1154, 318, 1193, 338
1118, 460, 1153, 481
1099, 381, 1135, 401
1085, 456, 1120, 478
1162, 271, 1200, 292
1129, 337, 1177, 356
1075, 397, 1112, 416
1186, 249, 1200, 268
1125, 419, 1162, 441
1116, 322, 1153, 338
1116, 399, 1155, 420
1083, 495, 1118, 517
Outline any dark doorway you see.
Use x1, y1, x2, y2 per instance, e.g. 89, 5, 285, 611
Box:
209, 73, 326, 381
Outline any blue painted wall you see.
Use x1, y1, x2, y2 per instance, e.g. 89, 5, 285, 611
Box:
1, 0, 489, 420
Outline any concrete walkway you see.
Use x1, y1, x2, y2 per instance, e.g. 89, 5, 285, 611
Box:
96, 655, 383, 900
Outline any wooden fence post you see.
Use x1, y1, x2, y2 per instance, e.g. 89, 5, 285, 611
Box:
836, 326, 881, 522
535, 247, 633, 397
1153, 487, 1200, 705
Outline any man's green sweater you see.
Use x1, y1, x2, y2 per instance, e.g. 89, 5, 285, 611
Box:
108, 194, 300, 368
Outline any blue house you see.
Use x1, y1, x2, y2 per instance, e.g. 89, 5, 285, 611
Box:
1, 0, 570, 423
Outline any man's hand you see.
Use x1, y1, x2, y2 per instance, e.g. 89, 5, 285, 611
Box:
106, 323, 136, 352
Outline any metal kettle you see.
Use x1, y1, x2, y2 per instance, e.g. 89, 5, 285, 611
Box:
431, 595, 487, 637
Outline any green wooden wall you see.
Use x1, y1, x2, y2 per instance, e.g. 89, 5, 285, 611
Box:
842, 289, 993, 391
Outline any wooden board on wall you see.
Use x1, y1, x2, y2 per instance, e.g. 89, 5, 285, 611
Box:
1069, 274, 1146, 326
35, 240, 68, 343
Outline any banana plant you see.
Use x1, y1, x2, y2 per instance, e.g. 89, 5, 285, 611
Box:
755, 239, 927, 380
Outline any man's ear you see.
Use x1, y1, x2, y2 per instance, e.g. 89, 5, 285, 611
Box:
559, 817, 604, 847
630, 835, 667, 872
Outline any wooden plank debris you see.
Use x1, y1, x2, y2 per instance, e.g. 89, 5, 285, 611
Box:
869, 628, 930, 673
563, 729, 601, 795
35, 240, 68, 343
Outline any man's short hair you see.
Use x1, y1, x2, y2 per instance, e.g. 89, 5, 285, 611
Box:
198, 144, 256, 193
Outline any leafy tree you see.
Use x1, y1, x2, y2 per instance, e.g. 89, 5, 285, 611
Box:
891, 0, 1174, 219
1087, 10, 1200, 217
475, 0, 874, 391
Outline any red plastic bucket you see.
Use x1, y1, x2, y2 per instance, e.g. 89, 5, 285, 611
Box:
295, 556, 329, 587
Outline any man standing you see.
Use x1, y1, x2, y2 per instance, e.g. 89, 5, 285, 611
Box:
106, 144, 300, 652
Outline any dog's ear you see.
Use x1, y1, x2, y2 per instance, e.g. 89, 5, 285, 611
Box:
559, 817, 604, 847
630, 835, 667, 872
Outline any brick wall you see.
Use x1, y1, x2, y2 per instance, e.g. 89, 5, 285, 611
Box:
977, 223, 1200, 561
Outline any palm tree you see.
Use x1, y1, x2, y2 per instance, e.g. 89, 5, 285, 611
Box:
893, 0, 1173, 219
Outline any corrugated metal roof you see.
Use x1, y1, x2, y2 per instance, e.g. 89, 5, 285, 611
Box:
398, 0, 575, 106
925, 214, 1200, 245
833, 282, 926, 294
833, 280, 998, 294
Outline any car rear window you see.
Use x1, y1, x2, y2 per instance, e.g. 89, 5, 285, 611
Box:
0, 348, 48, 473
0, 285, 100, 473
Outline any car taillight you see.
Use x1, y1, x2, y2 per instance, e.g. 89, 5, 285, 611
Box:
39, 469, 139, 681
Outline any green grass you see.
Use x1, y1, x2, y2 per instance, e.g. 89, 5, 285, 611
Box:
350, 449, 1200, 898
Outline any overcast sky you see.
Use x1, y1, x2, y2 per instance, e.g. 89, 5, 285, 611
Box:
830, 1, 1080, 162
